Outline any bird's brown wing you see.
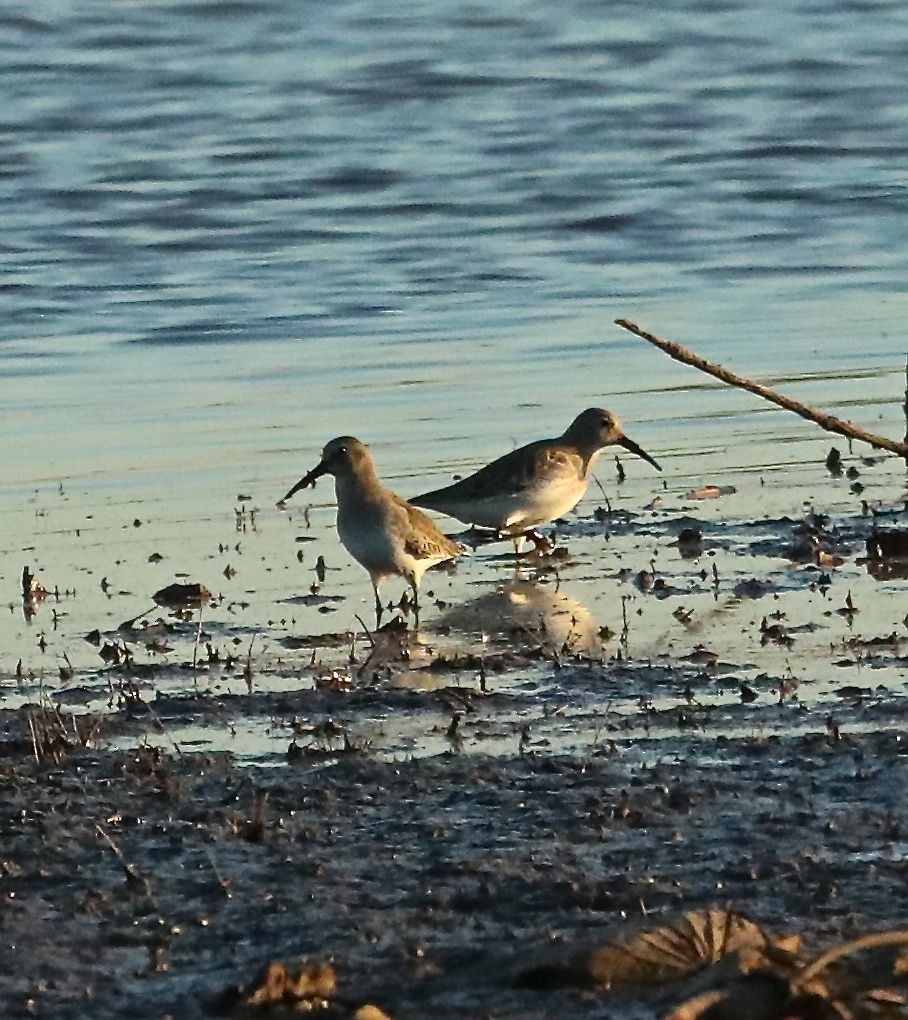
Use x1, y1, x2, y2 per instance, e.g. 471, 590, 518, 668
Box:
413, 441, 583, 505
393, 496, 461, 561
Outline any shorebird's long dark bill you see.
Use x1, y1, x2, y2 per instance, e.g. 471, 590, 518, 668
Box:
619, 435, 661, 471
279, 461, 327, 504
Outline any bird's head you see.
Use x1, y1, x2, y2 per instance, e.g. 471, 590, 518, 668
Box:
565, 408, 661, 470
278, 436, 372, 503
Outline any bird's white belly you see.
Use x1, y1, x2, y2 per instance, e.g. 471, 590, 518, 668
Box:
508, 475, 589, 529
461, 475, 590, 532
336, 504, 397, 578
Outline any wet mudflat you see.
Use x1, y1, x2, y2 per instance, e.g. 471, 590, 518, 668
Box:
2, 451, 907, 1018
1, 724, 907, 1018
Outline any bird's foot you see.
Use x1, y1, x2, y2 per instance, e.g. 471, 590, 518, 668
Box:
525, 529, 557, 555
507, 529, 558, 557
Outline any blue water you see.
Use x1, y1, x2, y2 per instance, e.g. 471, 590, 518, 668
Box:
3, 0, 908, 776
2, 0, 907, 499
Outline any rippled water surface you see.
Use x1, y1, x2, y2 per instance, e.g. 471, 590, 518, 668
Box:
2, 1, 907, 756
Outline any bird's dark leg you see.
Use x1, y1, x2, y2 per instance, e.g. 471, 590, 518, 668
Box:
499, 529, 523, 559
371, 579, 383, 628
495, 528, 526, 563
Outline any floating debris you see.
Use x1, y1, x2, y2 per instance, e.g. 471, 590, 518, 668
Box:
685, 485, 737, 501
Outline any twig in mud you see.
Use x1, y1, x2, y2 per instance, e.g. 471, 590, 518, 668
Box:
26, 713, 41, 764
615, 319, 908, 460
25, 701, 102, 764
96, 824, 151, 896
583, 702, 614, 768
518, 723, 531, 755
793, 929, 908, 989
591, 477, 613, 531
354, 615, 376, 649
201, 844, 232, 899
903, 354, 908, 448
142, 701, 185, 761
244, 634, 257, 693
446, 712, 463, 751
117, 604, 162, 632
192, 603, 204, 671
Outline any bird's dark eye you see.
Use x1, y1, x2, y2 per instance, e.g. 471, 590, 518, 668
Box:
600, 418, 609, 427
338, 446, 347, 455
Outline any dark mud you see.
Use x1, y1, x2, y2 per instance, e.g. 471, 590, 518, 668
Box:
1, 725, 907, 1018
2, 457, 907, 1017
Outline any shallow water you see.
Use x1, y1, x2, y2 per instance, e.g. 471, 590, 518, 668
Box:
2, 0, 908, 759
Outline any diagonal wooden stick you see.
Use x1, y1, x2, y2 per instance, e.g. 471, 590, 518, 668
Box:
615, 319, 908, 459
903, 355, 908, 448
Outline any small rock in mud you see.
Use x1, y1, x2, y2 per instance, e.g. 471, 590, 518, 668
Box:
732, 577, 771, 599
826, 447, 843, 476
677, 527, 703, 557
866, 529, 908, 560
152, 582, 212, 607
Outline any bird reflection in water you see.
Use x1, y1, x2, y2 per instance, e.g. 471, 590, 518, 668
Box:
436, 580, 600, 657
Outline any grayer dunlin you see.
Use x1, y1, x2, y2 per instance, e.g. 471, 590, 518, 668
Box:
410, 408, 660, 544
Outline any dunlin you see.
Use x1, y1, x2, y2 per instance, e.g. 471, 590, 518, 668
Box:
410, 408, 660, 543
280, 437, 460, 624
